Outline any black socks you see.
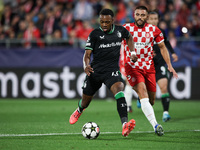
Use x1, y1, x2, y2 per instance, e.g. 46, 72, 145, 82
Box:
161, 93, 170, 112
116, 97, 128, 124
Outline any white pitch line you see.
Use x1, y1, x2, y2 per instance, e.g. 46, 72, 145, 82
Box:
0, 130, 199, 137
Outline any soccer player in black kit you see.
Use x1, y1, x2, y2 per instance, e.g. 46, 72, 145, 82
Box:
147, 10, 178, 122
69, 9, 138, 137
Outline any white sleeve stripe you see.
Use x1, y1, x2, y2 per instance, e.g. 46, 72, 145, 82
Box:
157, 39, 164, 44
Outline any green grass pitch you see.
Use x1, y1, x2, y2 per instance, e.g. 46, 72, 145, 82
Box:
0, 99, 200, 150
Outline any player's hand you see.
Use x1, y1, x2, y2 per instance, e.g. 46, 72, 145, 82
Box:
84, 65, 94, 76
172, 53, 178, 62
168, 66, 178, 79
130, 54, 138, 63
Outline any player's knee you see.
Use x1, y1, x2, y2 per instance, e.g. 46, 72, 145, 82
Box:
158, 79, 168, 93
140, 85, 148, 93
110, 82, 124, 95
160, 86, 168, 94
137, 87, 148, 98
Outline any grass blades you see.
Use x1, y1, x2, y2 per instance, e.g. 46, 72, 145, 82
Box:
0, 99, 200, 150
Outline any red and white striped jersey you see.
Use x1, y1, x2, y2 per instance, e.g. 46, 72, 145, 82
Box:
122, 23, 164, 70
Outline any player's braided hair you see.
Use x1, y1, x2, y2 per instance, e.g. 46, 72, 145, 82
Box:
99, 9, 114, 17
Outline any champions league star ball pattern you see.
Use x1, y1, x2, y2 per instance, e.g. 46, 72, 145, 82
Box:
82, 122, 100, 139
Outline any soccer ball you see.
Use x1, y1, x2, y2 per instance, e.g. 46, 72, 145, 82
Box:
82, 122, 100, 139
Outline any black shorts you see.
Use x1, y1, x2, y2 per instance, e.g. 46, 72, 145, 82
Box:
82, 70, 125, 96
155, 61, 169, 82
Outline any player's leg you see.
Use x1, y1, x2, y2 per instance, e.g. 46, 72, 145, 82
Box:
110, 82, 135, 137
157, 78, 171, 122
155, 63, 171, 122
124, 80, 133, 112
77, 94, 93, 113
145, 72, 164, 135
134, 83, 163, 135
137, 89, 154, 108
105, 71, 129, 125
133, 82, 157, 128
133, 82, 157, 129
69, 75, 102, 124
125, 66, 163, 135
120, 63, 133, 112
105, 70, 135, 137
148, 91, 156, 105
137, 96, 141, 108
110, 82, 128, 124
69, 94, 93, 124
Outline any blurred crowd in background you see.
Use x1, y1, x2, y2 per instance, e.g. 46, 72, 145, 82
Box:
0, 0, 200, 49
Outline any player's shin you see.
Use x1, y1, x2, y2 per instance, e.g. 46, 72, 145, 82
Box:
140, 98, 158, 129
124, 84, 133, 110
115, 91, 128, 124
78, 99, 84, 113
161, 93, 170, 112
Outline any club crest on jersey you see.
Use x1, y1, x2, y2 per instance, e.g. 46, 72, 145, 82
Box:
117, 31, 121, 38
132, 77, 136, 82
87, 37, 90, 42
145, 32, 150, 38
100, 35, 105, 40
127, 75, 131, 80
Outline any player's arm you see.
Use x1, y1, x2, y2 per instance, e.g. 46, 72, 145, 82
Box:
158, 42, 178, 78
165, 40, 178, 62
83, 50, 94, 76
126, 33, 138, 62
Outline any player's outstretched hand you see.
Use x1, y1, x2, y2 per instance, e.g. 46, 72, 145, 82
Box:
84, 65, 94, 76
130, 54, 138, 63
172, 53, 178, 62
168, 66, 178, 79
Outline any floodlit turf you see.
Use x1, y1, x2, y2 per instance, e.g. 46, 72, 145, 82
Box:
0, 99, 200, 150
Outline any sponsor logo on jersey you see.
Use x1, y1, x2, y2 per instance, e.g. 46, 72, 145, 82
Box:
159, 33, 163, 37
135, 43, 148, 46
117, 31, 121, 38
135, 42, 149, 49
132, 77, 136, 82
100, 35, 105, 40
127, 75, 131, 80
98, 42, 121, 48
145, 32, 150, 38
87, 37, 90, 42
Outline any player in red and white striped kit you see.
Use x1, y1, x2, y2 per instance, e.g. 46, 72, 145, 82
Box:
122, 6, 178, 136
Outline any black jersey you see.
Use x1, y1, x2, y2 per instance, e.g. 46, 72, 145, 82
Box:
153, 28, 175, 66
85, 25, 130, 73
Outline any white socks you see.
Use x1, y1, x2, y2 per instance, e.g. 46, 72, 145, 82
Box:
140, 98, 158, 129
124, 84, 133, 107
163, 111, 169, 115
